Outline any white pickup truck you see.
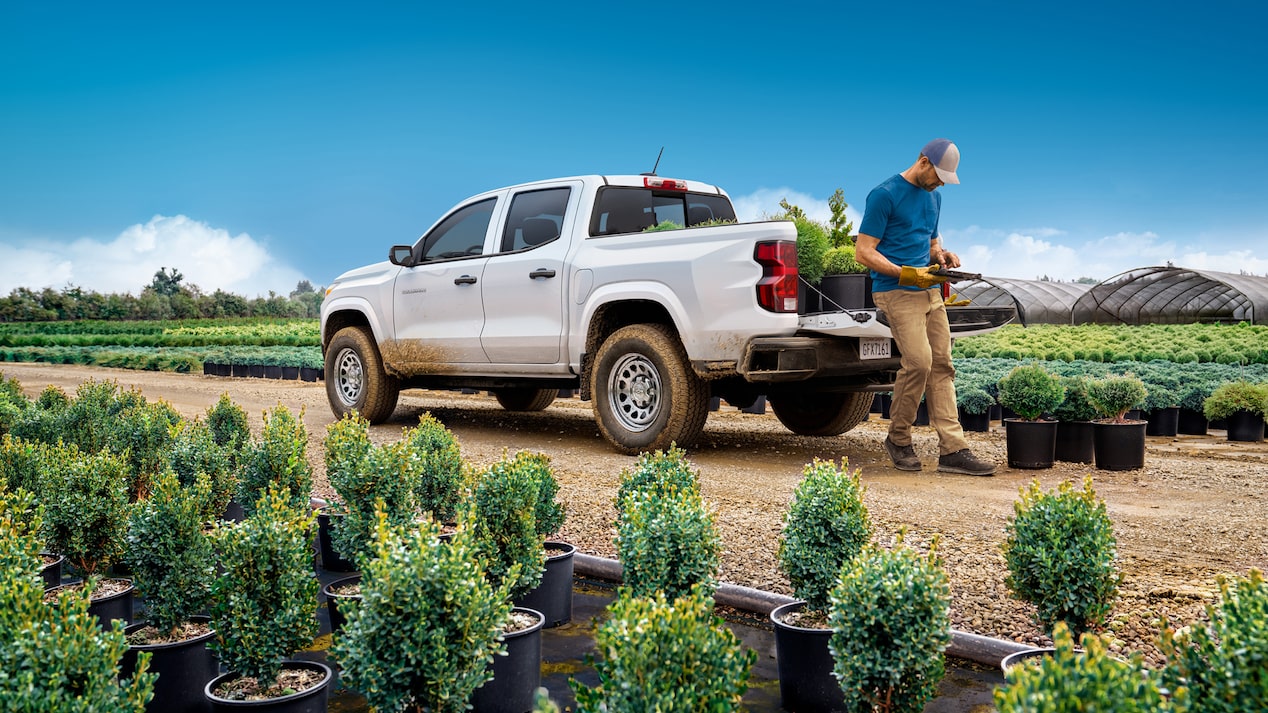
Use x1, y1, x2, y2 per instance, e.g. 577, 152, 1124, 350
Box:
320, 174, 1015, 454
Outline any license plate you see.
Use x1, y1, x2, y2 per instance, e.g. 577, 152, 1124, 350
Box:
860, 337, 891, 360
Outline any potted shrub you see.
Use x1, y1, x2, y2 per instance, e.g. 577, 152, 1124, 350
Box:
166, 417, 238, 525
505, 450, 576, 628
405, 413, 465, 524
998, 364, 1066, 469
828, 533, 952, 713
1052, 375, 1099, 464
204, 486, 330, 711
1177, 380, 1213, 435
817, 244, 873, 311
40, 442, 135, 627
996, 623, 1169, 712
324, 439, 418, 634
1, 488, 158, 711
204, 393, 252, 521
956, 386, 995, 433
615, 445, 700, 510
317, 411, 373, 572
1203, 380, 1268, 442
331, 514, 520, 713
236, 405, 311, 516
615, 464, 720, 601
1142, 383, 1181, 437
1088, 374, 1149, 470
469, 455, 550, 713
121, 471, 219, 713
1003, 477, 1119, 639
1158, 568, 1267, 709
572, 583, 756, 712
772, 458, 871, 712
791, 215, 831, 313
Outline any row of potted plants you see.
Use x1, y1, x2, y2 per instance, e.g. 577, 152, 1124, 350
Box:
956, 363, 1268, 472
769, 455, 1267, 712
955, 356, 1268, 437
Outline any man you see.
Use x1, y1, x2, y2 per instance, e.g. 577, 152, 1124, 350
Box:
854, 138, 996, 476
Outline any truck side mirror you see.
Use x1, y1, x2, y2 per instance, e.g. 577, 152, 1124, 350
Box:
389, 245, 415, 266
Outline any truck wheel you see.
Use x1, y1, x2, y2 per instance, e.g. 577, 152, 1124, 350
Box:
325, 326, 401, 424
768, 392, 874, 437
591, 324, 709, 455
494, 387, 557, 412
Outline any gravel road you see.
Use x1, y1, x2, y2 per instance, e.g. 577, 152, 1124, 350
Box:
6, 362, 1266, 666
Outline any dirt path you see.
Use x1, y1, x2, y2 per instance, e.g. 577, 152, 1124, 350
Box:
5, 362, 1265, 664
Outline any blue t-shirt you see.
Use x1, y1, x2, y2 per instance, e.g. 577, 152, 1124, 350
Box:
859, 174, 941, 293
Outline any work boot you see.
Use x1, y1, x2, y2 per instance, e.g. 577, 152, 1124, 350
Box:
937, 449, 997, 476
883, 436, 922, 471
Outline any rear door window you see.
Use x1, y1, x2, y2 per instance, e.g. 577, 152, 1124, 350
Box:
499, 187, 571, 252
590, 187, 736, 236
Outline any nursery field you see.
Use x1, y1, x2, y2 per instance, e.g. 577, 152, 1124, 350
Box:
0, 317, 321, 371
3, 361, 1264, 670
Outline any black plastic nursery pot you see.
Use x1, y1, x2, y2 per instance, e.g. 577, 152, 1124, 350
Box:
49, 578, 135, 629
1054, 421, 1095, 464
1225, 410, 1266, 442
770, 601, 844, 713
958, 408, 991, 433
513, 541, 576, 628
469, 607, 544, 713
1093, 420, 1147, 471
1004, 419, 1058, 469
1145, 407, 1180, 437
121, 615, 219, 713
321, 573, 361, 636
40, 553, 64, 590
316, 510, 357, 573
205, 660, 333, 713
817, 273, 874, 310
1177, 408, 1209, 435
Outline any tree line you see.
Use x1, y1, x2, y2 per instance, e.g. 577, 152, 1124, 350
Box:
0, 268, 324, 322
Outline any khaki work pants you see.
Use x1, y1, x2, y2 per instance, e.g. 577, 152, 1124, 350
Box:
872, 287, 969, 456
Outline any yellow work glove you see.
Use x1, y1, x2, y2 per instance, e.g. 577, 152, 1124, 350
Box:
944, 293, 971, 307
898, 265, 949, 289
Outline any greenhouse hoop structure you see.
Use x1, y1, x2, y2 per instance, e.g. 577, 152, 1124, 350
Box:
954, 266, 1268, 326
955, 277, 1091, 325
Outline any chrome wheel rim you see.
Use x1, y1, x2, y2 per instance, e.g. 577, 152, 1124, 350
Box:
334, 347, 364, 407
607, 353, 660, 432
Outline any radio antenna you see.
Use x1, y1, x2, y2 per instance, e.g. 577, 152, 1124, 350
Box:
642, 147, 664, 176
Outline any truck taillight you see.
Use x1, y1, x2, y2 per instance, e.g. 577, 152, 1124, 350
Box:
754, 240, 799, 313
643, 177, 688, 191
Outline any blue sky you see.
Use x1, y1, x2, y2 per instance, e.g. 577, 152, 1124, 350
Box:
2, 1, 1265, 297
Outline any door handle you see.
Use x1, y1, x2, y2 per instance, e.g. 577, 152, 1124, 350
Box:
454, 275, 477, 285
529, 268, 556, 279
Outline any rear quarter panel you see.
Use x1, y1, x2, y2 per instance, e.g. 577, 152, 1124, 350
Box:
569, 220, 800, 364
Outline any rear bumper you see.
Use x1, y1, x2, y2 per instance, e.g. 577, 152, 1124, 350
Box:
738, 336, 902, 384
739, 305, 1015, 384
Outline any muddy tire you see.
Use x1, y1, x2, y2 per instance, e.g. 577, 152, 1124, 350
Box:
494, 387, 557, 412
325, 326, 400, 424
591, 324, 709, 455
768, 392, 874, 437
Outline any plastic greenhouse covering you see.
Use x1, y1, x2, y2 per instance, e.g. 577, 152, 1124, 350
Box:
955, 277, 1092, 325
953, 266, 1268, 325
1070, 267, 1268, 325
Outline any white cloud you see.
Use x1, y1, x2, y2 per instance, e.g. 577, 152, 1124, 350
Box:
948, 228, 1268, 282
731, 187, 863, 229
0, 215, 307, 297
